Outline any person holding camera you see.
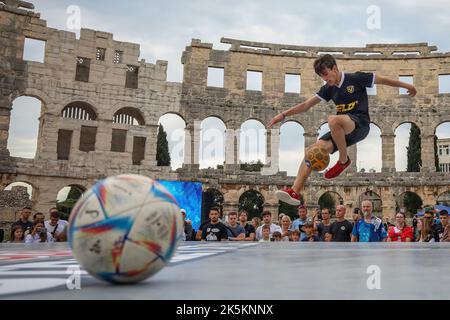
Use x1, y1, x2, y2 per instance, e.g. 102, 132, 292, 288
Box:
25, 221, 54, 243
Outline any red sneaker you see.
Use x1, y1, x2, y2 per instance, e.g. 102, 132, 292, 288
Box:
276, 188, 302, 206
324, 157, 352, 180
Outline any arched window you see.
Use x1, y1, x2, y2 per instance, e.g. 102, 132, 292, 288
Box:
62, 102, 97, 121
113, 107, 145, 126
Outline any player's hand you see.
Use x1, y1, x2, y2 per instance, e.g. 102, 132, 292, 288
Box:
406, 85, 417, 97
268, 114, 285, 129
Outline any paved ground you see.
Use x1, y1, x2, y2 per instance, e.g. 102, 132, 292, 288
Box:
1, 242, 449, 300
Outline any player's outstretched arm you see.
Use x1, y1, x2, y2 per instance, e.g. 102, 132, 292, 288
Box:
268, 95, 321, 128
375, 75, 417, 97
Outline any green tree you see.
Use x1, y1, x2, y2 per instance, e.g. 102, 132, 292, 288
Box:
318, 193, 336, 211
279, 201, 301, 220
239, 190, 265, 219
407, 123, 422, 172
403, 192, 423, 216
240, 160, 264, 172
156, 124, 171, 167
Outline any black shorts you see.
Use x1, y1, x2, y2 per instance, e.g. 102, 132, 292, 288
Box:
319, 115, 370, 154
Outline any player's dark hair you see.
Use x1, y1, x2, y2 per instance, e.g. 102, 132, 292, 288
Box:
210, 207, 220, 214
314, 54, 337, 76
228, 211, 238, 217
440, 210, 449, 217
22, 206, 32, 211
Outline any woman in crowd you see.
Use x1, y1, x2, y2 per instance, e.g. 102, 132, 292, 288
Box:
9, 225, 25, 243
280, 215, 292, 241
387, 212, 413, 242
25, 221, 54, 243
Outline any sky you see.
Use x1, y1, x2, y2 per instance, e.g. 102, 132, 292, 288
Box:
6, 0, 450, 178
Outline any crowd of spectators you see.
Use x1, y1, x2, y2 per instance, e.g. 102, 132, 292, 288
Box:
186, 201, 450, 243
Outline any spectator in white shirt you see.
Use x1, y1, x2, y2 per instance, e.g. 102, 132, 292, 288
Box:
45, 210, 68, 240
25, 221, 54, 243
256, 211, 282, 241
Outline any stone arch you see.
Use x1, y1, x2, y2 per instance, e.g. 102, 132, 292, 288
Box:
396, 191, 423, 217
435, 121, 450, 173
239, 190, 265, 220
3, 181, 34, 201
113, 107, 145, 126
61, 101, 97, 121
279, 121, 305, 176
392, 119, 421, 133
160, 111, 187, 125
394, 121, 422, 172
318, 191, 343, 214
240, 119, 266, 165
200, 117, 226, 169
7, 96, 43, 159
437, 190, 450, 206
358, 190, 383, 216
158, 113, 187, 170
357, 122, 382, 173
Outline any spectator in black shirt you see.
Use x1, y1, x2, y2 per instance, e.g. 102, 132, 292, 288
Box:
238, 210, 256, 241
317, 208, 332, 241
329, 205, 353, 242
12, 207, 33, 235
201, 207, 228, 242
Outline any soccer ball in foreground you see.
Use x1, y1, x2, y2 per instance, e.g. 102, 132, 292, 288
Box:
305, 147, 330, 171
68, 174, 183, 284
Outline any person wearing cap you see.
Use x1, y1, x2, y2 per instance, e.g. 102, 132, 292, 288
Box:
290, 205, 308, 241
44, 209, 68, 240
255, 211, 282, 241
351, 201, 387, 242
301, 221, 319, 242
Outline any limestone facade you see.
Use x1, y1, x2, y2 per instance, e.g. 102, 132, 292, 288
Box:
1, 2, 450, 223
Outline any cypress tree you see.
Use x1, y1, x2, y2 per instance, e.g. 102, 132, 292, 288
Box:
156, 124, 171, 166
407, 123, 422, 172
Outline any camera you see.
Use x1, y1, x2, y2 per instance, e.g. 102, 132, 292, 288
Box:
37, 227, 47, 234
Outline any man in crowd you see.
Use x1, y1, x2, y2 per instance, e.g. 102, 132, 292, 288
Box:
351, 201, 387, 242
238, 210, 256, 241
201, 207, 228, 242
256, 211, 282, 241
317, 207, 332, 241
328, 205, 353, 242
45, 209, 68, 240
439, 210, 449, 242
227, 211, 246, 241
290, 205, 308, 241
12, 207, 33, 234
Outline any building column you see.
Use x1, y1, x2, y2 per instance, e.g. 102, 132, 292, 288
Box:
304, 131, 319, 151
145, 124, 158, 166
347, 144, 357, 173
225, 128, 239, 171
183, 122, 200, 169
0, 99, 12, 157
261, 128, 280, 175
421, 132, 437, 173
381, 188, 396, 223
381, 133, 396, 173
